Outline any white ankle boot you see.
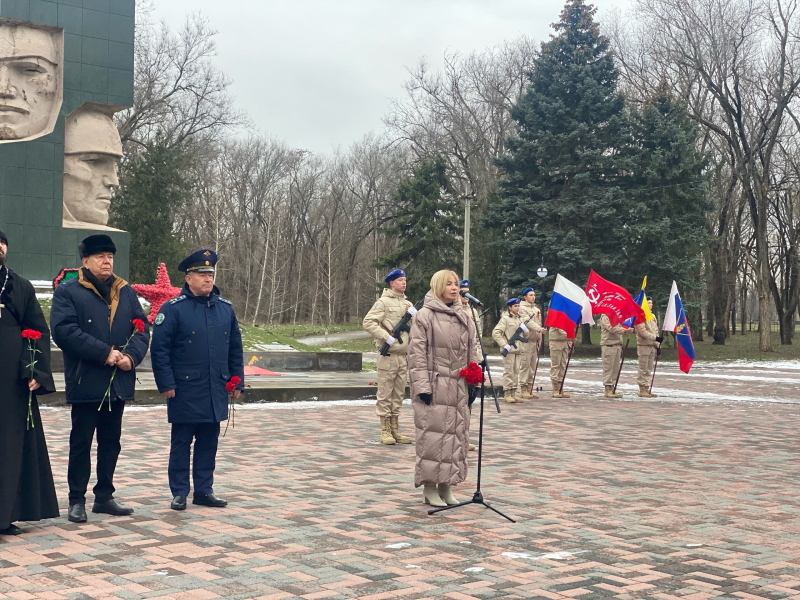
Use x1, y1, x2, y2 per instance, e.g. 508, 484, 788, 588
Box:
422, 484, 447, 507
437, 484, 459, 505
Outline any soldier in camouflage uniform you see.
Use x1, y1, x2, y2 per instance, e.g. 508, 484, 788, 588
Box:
549, 327, 571, 398
598, 314, 630, 398
492, 298, 524, 403
635, 297, 662, 398
363, 269, 416, 445
518, 287, 544, 399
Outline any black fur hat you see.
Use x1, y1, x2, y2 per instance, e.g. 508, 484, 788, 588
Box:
79, 234, 116, 258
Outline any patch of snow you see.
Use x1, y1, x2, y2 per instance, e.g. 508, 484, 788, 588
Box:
502, 550, 587, 561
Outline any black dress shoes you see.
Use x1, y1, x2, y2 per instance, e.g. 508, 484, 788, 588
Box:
92, 499, 134, 516
68, 503, 88, 523
192, 493, 227, 508
0, 524, 22, 535
170, 495, 187, 510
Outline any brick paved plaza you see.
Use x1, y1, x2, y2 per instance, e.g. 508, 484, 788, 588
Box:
2, 383, 799, 599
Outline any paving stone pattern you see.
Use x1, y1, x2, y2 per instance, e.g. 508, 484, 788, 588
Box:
1, 396, 799, 599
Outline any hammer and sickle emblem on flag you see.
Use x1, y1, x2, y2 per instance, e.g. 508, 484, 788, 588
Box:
587, 286, 600, 304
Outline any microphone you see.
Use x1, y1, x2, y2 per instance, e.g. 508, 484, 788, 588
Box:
459, 290, 484, 306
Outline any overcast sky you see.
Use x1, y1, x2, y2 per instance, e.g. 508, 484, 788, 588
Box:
150, 0, 634, 154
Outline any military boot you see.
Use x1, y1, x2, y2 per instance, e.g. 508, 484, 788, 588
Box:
521, 390, 539, 400
638, 385, 657, 398
503, 390, 517, 403
390, 415, 413, 444
379, 417, 396, 445
552, 380, 570, 398
604, 385, 622, 399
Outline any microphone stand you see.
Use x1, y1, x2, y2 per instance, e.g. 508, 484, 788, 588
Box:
427, 299, 515, 522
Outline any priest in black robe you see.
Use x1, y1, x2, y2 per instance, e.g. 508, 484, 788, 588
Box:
0, 228, 59, 535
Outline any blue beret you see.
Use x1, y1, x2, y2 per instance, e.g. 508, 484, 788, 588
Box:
459, 279, 470, 288
178, 249, 217, 273
384, 269, 406, 284
506, 298, 521, 307
522, 287, 535, 297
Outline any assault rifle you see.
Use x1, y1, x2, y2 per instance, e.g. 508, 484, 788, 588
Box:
500, 312, 537, 357
379, 299, 424, 357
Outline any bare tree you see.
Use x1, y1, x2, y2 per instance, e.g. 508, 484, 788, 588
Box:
628, 0, 800, 351
117, 10, 246, 149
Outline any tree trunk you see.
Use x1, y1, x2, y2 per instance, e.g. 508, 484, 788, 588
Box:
580, 323, 591, 345
780, 311, 794, 345
757, 221, 773, 352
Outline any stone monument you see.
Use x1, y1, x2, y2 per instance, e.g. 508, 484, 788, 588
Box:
0, 1, 134, 280
62, 102, 123, 230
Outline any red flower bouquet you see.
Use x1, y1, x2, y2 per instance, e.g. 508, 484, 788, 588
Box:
459, 362, 484, 386
223, 375, 243, 437
21, 330, 42, 429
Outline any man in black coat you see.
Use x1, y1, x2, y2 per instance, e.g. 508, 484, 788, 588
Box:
51, 235, 150, 524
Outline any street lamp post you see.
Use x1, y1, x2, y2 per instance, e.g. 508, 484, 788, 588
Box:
463, 182, 471, 280
537, 260, 548, 320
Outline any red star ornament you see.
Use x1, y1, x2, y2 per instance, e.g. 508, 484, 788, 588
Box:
131, 263, 182, 324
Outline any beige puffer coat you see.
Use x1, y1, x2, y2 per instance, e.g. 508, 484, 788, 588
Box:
408, 291, 478, 487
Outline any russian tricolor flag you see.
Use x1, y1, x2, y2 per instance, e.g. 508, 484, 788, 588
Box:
545, 274, 594, 339
662, 281, 695, 373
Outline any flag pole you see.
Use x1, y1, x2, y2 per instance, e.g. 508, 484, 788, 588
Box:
530, 338, 542, 395
559, 341, 575, 395
612, 339, 629, 395
649, 350, 660, 395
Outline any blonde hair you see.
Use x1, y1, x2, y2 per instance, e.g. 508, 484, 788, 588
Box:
429, 269, 460, 302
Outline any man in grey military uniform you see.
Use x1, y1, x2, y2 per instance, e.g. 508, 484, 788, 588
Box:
363, 269, 416, 445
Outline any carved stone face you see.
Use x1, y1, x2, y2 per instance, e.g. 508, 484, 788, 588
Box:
62, 104, 123, 230
0, 20, 62, 142
64, 153, 120, 225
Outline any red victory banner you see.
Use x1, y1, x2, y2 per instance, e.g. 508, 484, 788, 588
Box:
584, 270, 644, 327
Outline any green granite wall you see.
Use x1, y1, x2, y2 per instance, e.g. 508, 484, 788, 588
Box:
0, 0, 134, 280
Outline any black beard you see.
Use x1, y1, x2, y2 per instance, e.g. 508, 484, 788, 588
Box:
0, 255, 6, 267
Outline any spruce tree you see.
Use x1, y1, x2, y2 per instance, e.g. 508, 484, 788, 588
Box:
627, 80, 710, 315
377, 156, 462, 301
109, 137, 192, 282
491, 0, 632, 292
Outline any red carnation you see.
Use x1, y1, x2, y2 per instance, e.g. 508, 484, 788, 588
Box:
225, 376, 242, 393
21, 329, 42, 340
459, 362, 484, 386
132, 319, 145, 334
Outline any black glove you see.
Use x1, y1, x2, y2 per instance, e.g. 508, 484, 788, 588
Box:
479, 358, 488, 369
419, 393, 433, 405
655, 336, 664, 344
656, 346, 662, 357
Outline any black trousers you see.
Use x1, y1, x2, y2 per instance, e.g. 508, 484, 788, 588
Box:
168, 422, 220, 497
67, 401, 125, 504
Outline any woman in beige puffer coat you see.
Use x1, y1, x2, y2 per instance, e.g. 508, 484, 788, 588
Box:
407, 270, 478, 507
